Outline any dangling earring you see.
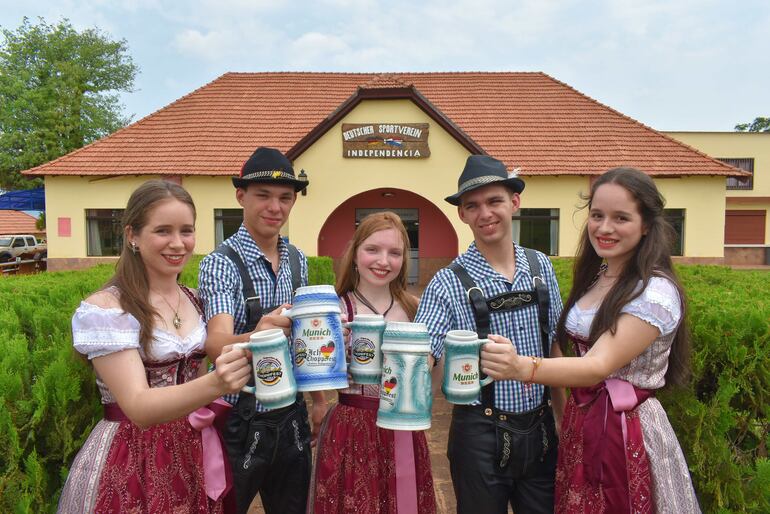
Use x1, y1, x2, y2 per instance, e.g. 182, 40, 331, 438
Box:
130, 241, 138, 254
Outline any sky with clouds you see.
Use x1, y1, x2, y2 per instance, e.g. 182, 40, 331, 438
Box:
0, 0, 767, 131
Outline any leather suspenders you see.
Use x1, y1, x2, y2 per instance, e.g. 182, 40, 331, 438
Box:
448, 248, 551, 410
213, 243, 301, 332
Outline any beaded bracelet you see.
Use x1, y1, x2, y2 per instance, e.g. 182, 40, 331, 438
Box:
526, 356, 542, 384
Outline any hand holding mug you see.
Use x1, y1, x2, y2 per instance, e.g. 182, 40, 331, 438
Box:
214, 344, 252, 394
480, 334, 521, 381
256, 303, 292, 336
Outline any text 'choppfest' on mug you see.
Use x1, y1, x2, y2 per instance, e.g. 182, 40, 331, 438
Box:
442, 329, 494, 405
282, 285, 348, 392
234, 328, 297, 410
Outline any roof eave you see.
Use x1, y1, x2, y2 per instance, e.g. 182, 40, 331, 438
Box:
286, 84, 485, 161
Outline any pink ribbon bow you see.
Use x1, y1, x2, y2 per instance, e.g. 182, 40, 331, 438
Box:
188, 399, 231, 501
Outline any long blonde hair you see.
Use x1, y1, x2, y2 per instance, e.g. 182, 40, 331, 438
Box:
336, 211, 418, 321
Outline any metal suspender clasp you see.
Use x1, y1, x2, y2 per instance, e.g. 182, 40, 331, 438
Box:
245, 296, 260, 302
466, 286, 484, 303
532, 275, 545, 288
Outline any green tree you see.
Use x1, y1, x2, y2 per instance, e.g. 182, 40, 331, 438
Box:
0, 17, 138, 190
734, 117, 770, 132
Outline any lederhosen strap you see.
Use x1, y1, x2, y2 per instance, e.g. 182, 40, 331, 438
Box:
448, 247, 551, 410
213, 242, 302, 332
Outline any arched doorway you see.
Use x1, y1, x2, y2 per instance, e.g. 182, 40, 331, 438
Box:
318, 188, 458, 286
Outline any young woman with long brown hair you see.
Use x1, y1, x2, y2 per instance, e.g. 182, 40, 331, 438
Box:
309, 211, 436, 513
58, 180, 250, 513
480, 168, 700, 513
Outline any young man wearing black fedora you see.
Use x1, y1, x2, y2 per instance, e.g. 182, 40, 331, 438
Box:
198, 147, 328, 514
416, 154, 565, 513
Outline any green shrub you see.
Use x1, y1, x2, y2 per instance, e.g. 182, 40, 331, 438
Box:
1, 260, 767, 512
307, 256, 335, 286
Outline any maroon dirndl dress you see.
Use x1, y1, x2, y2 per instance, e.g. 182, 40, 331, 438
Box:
58, 288, 234, 513
308, 293, 436, 513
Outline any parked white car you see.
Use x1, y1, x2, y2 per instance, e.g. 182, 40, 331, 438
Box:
0, 234, 47, 262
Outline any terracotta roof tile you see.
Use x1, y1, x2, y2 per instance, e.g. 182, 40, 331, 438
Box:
0, 210, 39, 235
24, 72, 741, 177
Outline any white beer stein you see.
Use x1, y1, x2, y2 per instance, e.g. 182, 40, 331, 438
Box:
234, 328, 297, 410
442, 329, 494, 405
376, 321, 433, 431
283, 285, 348, 391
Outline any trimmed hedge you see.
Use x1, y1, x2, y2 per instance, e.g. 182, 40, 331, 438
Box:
0, 259, 767, 512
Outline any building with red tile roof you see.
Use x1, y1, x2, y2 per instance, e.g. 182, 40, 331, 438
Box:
23, 72, 745, 275
0, 210, 43, 237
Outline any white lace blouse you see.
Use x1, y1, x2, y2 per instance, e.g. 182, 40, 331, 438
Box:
565, 276, 682, 389
72, 301, 207, 361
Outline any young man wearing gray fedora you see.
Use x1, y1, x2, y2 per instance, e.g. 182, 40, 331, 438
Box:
416, 154, 565, 513
199, 147, 328, 514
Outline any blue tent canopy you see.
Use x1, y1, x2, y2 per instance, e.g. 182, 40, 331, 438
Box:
0, 188, 45, 210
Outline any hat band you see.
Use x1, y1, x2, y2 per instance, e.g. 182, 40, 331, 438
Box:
240, 169, 297, 181
457, 175, 509, 193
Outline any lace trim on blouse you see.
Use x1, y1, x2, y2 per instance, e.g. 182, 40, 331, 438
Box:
566, 276, 681, 338
72, 301, 206, 361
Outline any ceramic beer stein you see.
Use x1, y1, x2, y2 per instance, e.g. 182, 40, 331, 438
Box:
441, 329, 494, 404
234, 328, 298, 410
283, 284, 348, 391
345, 313, 387, 385
376, 321, 433, 431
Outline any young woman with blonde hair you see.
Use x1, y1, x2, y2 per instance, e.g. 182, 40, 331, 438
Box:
309, 211, 436, 513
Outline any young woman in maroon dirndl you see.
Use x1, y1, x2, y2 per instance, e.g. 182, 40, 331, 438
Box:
479, 168, 700, 513
58, 180, 251, 513
309, 211, 436, 514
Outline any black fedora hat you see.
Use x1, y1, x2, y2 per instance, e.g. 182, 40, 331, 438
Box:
444, 154, 525, 206
232, 147, 308, 192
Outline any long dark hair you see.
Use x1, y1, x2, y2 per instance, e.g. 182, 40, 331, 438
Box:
555, 167, 690, 387
107, 180, 196, 352
336, 211, 418, 321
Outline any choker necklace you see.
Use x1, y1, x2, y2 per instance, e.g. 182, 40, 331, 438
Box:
353, 289, 395, 317
155, 285, 183, 329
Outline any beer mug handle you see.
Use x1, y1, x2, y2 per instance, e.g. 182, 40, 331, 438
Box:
233, 342, 257, 394
280, 307, 293, 318
478, 338, 494, 387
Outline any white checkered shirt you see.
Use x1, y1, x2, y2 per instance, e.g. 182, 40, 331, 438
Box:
198, 224, 308, 409
415, 243, 563, 413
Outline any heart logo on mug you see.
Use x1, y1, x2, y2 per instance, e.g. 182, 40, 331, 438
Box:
383, 376, 398, 393
320, 341, 335, 358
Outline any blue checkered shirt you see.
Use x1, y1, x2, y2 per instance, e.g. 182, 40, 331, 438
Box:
198, 224, 308, 409
415, 243, 563, 413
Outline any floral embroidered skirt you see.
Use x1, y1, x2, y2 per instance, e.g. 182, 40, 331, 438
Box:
58, 417, 228, 513
309, 400, 436, 514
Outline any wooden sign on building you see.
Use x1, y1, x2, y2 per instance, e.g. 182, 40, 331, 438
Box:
342, 123, 430, 158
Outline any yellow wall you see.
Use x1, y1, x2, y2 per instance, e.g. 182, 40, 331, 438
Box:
655, 177, 726, 257
45, 175, 160, 258
665, 132, 770, 197
665, 132, 770, 245
519, 176, 590, 257
291, 99, 472, 254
